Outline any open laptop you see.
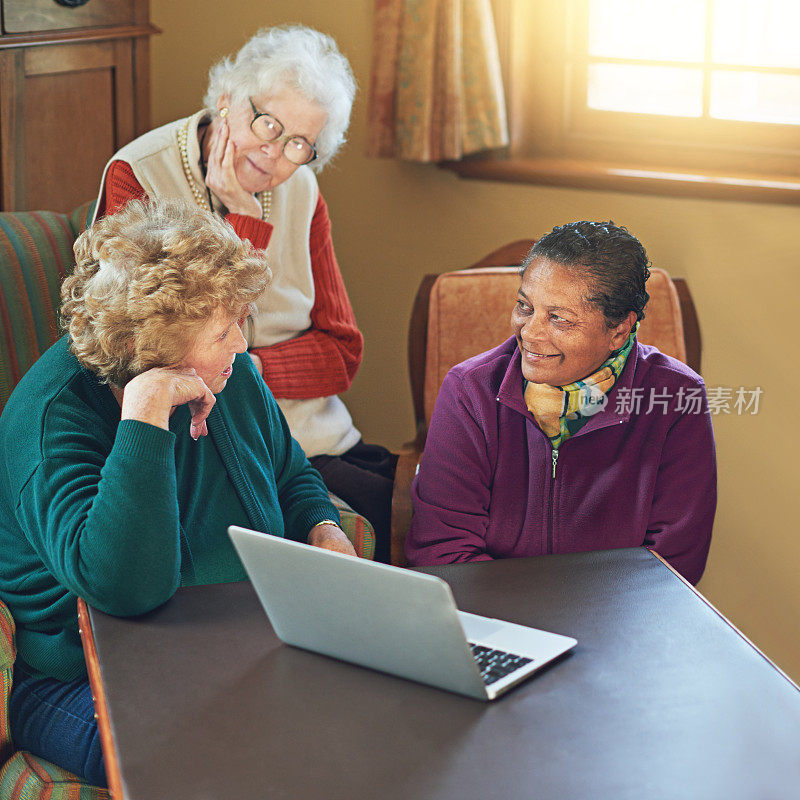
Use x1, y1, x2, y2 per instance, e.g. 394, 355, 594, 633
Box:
228, 526, 577, 701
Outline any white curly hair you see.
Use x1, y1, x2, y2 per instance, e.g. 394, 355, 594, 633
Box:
203, 25, 356, 170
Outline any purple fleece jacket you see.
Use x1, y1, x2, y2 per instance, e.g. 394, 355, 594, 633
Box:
407, 337, 716, 584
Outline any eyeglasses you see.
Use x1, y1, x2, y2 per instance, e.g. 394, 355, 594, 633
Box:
248, 98, 318, 166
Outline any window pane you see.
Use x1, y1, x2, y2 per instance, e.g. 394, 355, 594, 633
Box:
588, 0, 706, 62
713, 0, 800, 68
711, 71, 800, 124
588, 64, 703, 116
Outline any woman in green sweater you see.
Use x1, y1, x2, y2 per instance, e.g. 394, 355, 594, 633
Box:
0, 198, 354, 787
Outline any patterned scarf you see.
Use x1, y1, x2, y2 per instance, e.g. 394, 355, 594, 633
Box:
523, 323, 638, 449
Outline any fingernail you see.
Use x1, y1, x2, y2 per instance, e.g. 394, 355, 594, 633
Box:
190, 424, 199, 441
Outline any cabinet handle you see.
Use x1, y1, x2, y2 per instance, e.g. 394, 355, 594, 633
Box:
54, 0, 91, 7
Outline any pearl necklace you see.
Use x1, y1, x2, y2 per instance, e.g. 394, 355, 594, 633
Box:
178, 117, 271, 220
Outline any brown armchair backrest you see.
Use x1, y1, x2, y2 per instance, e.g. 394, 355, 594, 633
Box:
408, 241, 701, 438
392, 241, 702, 565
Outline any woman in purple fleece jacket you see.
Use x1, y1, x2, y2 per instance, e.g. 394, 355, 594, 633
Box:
407, 221, 715, 584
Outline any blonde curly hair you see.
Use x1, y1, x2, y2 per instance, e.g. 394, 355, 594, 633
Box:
61, 198, 271, 386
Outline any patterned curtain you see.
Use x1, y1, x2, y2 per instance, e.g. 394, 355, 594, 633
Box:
367, 0, 509, 162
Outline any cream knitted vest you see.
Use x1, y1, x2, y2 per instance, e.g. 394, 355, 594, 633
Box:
94, 111, 359, 457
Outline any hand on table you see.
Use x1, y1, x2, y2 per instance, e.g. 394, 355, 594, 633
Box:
308, 523, 357, 557
119, 367, 216, 440
205, 118, 262, 219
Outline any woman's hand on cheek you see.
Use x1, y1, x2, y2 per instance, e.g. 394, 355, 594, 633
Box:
205, 119, 262, 219
119, 367, 216, 440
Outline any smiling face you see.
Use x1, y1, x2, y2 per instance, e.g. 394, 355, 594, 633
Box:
511, 257, 635, 387
217, 87, 327, 194
179, 307, 248, 395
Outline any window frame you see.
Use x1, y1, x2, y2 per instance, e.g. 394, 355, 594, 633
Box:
442, 0, 800, 204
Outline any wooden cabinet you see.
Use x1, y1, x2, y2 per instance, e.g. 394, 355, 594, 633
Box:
0, 0, 158, 212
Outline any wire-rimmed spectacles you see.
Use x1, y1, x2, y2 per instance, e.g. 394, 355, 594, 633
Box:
248, 98, 318, 166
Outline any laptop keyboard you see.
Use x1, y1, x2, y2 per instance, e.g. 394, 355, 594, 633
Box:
470, 643, 533, 686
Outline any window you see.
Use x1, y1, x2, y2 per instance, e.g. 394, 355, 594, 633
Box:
446, 0, 800, 203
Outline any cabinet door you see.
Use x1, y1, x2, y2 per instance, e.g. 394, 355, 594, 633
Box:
0, 39, 137, 212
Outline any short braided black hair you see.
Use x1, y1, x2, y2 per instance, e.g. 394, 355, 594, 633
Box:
522, 221, 651, 326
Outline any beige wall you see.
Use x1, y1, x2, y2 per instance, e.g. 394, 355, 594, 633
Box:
151, 1, 800, 679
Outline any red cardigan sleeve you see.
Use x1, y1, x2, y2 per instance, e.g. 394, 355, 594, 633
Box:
98, 161, 274, 250
98, 160, 147, 216
250, 192, 364, 399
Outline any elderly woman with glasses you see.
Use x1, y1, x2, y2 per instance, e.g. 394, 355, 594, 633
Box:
92, 25, 396, 562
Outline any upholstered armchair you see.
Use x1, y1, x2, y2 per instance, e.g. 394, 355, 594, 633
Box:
0, 596, 112, 799
390, 240, 701, 565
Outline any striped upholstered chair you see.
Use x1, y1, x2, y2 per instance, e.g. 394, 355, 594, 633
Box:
0, 205, 95, 413
0, 598, 110, 800
0, 204, 374, 795
0, 204, 109, 798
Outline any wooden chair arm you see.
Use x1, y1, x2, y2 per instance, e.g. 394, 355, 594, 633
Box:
77, 598, 121, 799
390, 441, 423, 566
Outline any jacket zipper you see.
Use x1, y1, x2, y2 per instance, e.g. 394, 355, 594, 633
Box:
547, 448, 559, 553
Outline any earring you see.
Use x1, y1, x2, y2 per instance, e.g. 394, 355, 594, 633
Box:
219, 107, 229, 118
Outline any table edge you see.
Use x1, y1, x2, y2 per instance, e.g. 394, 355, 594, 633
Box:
77, 597, 126, 799
649, 550, 800, 691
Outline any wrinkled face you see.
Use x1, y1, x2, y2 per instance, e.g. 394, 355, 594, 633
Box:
179, 307, 248, 394
511, 257, 634, 386
217, 87, 327, 193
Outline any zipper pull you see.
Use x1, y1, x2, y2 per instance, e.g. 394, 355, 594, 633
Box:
551, 448, 559, 479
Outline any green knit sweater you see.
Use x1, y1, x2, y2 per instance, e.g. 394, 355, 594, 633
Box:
0, 336, 339, 681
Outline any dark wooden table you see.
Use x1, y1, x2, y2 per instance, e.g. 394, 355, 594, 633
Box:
79, 548, 800, 799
